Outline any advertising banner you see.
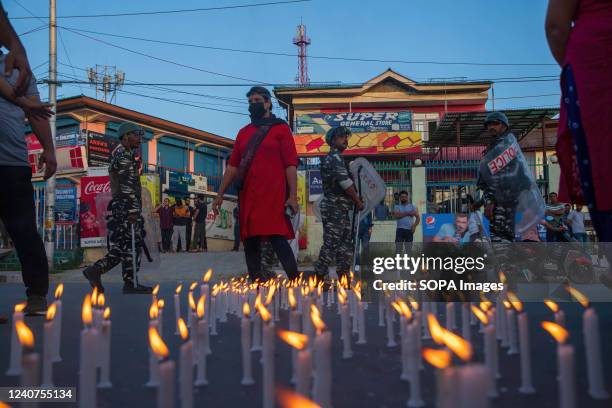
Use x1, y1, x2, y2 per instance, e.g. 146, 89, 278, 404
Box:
165, 170, 208, 196
308, 169, 322, 200
27, 133, 87, 175
55, 186, 77, 225
87, 131, 118, 167
294, 131, 421, 156
206, 199, 236, 241
140, 174, 161, 208
79, 176, 111, 247
296, 111, 413, 134
422, 213, 490, 243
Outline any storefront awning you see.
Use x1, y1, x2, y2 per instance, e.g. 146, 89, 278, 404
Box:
427, 108, 559, 147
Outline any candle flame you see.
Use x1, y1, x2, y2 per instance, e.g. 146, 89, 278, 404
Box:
353, 287, 362, 302
149, 302, 159, 320
97, 293, 106, 308
340, 275, 348, 289
311, 309, 326, 332
409, 299, 420, 311
175, 283, 183, 294
157, 299, 165, 309
507, 292, 523, 313
257, 303, 272, 323
338, 291, 347, 305
91, 287, 98, 307
308, 276, 316, 292
197, 295, 206, 319
565, 286, 590, 308
189, 282, 198, 292
398, 300, 412, 320
422, 348, 451, 369
103, 307, 110, 320
502, 300, 512, 310
354, 280, 362, 293
265, 284, 276, 306
544, 299, 559, 313
14, 303, 26, 313
479, 301, 492, 312
276, 387, 320, 408
152, 284, 160, 297
148, 327, 169, 359
15, 320, 34, 348
317, 282, 323, 297
278, 329, 308, 350
288, 288, 297, 310
427, 314, 445, 345
391, 301, 402, 315
499, 271, 507, 284
541, 321, 569, 344
212, 285, 221, 297
243, 302, 250, 318
82, 294, 93, 325
178, 318, 189, 341
0, 401, 12, 408
301, 286, 309, 297
441, 330, 472, 362
203, 268, 213, 283
255, 293, 262, 308
46, 303, 57, 321
54, 283, 64, 300
188, 292, 196, 312
471, 305, 489, 325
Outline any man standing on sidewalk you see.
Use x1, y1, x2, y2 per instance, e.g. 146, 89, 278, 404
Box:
192, 195, 208, 252
155, 197, 173, 252
1, 2, 56, 317
82, 123, 152, 294
394, 190, 419, 252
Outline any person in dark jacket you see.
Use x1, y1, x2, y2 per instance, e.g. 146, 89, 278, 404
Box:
155, 198, 173, 252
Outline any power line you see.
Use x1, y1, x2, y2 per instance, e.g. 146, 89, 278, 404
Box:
59, 25, 558, 68
10, 0, 311, 19
18, 24, 47, 36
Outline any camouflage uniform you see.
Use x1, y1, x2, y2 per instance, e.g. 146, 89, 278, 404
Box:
314, 147, 355, 278
92, 144, 143, 283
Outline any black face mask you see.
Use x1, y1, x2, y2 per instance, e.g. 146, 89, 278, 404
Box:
248, 102, 267, 119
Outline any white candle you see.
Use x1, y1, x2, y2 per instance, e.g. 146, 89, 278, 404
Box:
458, 364, 489, 408
313, 330, 332, 408
406, 322, 424, 407
461, 303, 471, 344
386, 302, 396, 347
79, 327, 98, 407
194, 318, 209, 386
356, 301, 366, 344
422, 302, 432, 340
559, 344, 576, 408
210, 295, 218, 336
6, 304, 25, 376
400, 316, 409, 382
262, 321, 275, 408
21, 350, 40, 406
289, 309, 302, 380
296, 348, 312, 396
446, 303, 456, 331
483, 323, 498, 397
179, 328, 193, 408
146, 319, 161, 388
251, 313, 262, 351
241, 307, 254, 385
97, 316, 112, 389
506, 309, 518, 355
158, 359, 175, 408
378, 295, 385, 327
518, 312, 534, 394
42, 311, 55, 387
340, 302, 353, 359
555, 310, 566, 327
174, 292, 181, 335
437, 366, 459, 408
583, 307, 610, 399
52, 300, 63, 362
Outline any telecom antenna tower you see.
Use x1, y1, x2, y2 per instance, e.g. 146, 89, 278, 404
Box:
87, 65, 125, 103
293, 22, 311, 87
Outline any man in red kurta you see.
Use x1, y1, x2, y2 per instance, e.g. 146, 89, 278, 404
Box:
213, 87, 299, 282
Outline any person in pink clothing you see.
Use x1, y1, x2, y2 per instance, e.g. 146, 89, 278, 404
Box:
546, 0, 612, 286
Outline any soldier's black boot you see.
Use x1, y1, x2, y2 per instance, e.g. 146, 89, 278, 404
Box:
24, 295, 47, 316
123, 281, 153, 294
83, 265, 105, 293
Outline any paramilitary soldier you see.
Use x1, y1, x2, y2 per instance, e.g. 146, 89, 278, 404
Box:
82, 123, 153, 294
314, 126, 364, 284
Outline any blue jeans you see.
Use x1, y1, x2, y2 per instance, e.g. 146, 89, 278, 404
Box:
572, 232, 587, 243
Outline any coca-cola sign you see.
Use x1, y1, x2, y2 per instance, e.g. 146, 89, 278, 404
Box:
84, 180, 111, 195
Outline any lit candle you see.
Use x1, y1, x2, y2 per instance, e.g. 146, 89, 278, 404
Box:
187, 282, 197, 327
378, 293, 385, 327
461, 303, 470, 344
6, 303, 26, 376
542, 322, 575, 408
339, 290, 353, 359
446, 302, 456, 331
201, 269, 212, 309
42, 303, 57, 387
504, 301, 518, 354
355, 289, 366, 345
422, 302, 432, 340
174, 284, 183, 335
457, 364, 489, 408
210, 287, 218, 336
406, 320, 424, 407
98, 307, 112, 389
157, 299, 165, 339
423, 348, 455, 408
390, 301, 410, 381
471, 305, 498, 397
566, 287, 610, 400
278, 330, 311, 397
544, 299, 565, 327
240, 303, 255, 385
52, 284, 64, 363
146, 302, 161, 388
177, 318, 193, 408
187, 291, 199, 368
16, 320, 40, 399
195, 295, 209, 386
288, 288, 303, 380
312, 309, 332, 408
252, 294, 263, 352
149, 327, 175, 408
79, 294, 98, 408
409, 300, 423, 370
507, 292, 535, 394
386, 297, 397, 348
258, 302, 274, 408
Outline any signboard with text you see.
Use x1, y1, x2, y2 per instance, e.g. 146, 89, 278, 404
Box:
87, 131, 118, 167
297, 111, 413, 134
79, 176, 111, 247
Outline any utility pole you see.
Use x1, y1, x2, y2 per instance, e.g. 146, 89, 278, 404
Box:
44, 0, 57, 269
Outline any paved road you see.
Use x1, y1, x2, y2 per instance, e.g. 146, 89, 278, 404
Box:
1, 282, 611, 407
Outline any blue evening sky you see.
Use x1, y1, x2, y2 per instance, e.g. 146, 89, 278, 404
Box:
4, 0, 560, 139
